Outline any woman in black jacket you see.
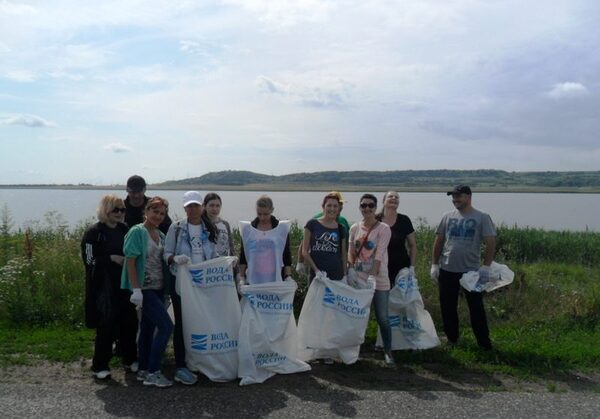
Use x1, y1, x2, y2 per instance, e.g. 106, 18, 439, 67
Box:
81, 195, 138, 379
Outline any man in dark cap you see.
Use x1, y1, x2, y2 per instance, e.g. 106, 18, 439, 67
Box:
124, 175, 171, 234
430, 185, 496, 350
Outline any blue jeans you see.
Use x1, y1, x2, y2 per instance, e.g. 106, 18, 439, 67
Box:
138, 289, 174, 373
373, 290, 392, 353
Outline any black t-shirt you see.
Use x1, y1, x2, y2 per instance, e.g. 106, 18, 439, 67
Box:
387, 213, 415, 285
305, 218, 346, 280
103, 225, 126, 282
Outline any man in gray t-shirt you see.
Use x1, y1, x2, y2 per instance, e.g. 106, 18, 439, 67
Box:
430, 185, 496, 350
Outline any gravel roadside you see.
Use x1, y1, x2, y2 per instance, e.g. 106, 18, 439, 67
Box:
1, 357, 599, 418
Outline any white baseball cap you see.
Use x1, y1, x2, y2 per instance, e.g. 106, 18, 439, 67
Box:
182, 191, 203, 207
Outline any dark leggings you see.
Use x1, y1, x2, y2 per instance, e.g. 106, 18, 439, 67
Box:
169, 275, 186, 369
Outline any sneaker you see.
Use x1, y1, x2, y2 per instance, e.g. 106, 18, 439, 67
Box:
374, 345, 384, 352
323, 358, 334, 365
143, 371, 173, 388
136, 370, 149, 382
124, 362, 139, 373
174, 368, 198, 385
93, 370, 111, 380
384, 352, 396, 366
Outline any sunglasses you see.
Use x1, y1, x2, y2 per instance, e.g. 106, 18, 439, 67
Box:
111, 207, 126, 214
360, 203, 376, 209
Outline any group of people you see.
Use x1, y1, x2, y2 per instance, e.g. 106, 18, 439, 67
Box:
81, 174, 497, 387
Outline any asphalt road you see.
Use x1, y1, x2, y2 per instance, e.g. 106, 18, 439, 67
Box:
1, 361, 599, 418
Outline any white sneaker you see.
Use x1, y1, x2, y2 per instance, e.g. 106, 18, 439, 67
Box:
384, 352, 396, 366
93, 370, 111, 379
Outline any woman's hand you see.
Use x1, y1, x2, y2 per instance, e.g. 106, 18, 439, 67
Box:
173, 255, 191, 265
110, 255, 125, 265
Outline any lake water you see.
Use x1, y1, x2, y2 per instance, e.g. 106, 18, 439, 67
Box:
0, 189, 598, 232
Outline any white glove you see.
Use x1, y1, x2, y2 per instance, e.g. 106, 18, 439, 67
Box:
478, 265, 491, 284
367, 274, 377, 288
314, 270, 327, 280
173, 255, 190, 265
130, 288, 143, 308
295, 262, 306, 275
284, 276, 293, 281
430, 264, 440, 282
236, 275, 246, 294
409, 266, 416, 277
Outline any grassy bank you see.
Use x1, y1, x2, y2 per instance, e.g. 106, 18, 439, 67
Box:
0, 213, 599, 377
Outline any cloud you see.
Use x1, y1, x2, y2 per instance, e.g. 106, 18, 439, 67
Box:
546, 82, 589, 99
221, 0, 334, 27
0, 1, 36, 15
104, 142, 132, 153
3, 70, 36, 82
0, 114, 55, 127
256, 75, 353, 108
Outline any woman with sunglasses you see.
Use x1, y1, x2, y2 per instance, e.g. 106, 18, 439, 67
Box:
81, 195, 138, 380
121, 196, 174, 388
348, 193, 394, 365
163, 191, 219, 385
377, 191, 417, 286
302, 192, 347, 282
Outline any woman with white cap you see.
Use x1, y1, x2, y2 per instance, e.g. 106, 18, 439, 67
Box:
163, 191, 219, 385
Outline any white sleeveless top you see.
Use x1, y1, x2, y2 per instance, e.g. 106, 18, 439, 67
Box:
240, 220, 291, 285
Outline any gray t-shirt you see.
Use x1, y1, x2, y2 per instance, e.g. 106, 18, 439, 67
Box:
436, 208, 496, 273
143, 235, 164, 290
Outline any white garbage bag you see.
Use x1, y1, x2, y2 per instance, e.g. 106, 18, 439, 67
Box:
297, 274, 375, 364
176, 256, 241, 382
377, 268, 440, 350
237, 279, 310, 385
460, 261, 515, 293
392, 267, 422, 307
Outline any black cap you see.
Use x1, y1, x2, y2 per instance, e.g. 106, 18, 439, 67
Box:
126, 175, 146, 193
447, 185, 472, 196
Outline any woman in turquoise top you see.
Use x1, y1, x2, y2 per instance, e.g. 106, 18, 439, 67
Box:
121, 196, 174, 388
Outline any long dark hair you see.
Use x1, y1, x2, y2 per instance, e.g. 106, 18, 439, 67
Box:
201, 192, 221, 243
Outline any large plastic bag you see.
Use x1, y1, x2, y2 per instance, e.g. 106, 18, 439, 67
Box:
237, 279, 310, 385
377, 268, 440, 350
460, 261, 515, 293
176, 256, 241, 382
297, 274, 375, 364
391, 268, 422, 307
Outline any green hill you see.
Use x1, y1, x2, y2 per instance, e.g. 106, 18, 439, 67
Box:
158, 170, 600, 192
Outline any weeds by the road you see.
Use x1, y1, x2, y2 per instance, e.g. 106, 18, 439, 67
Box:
0, 208, 599, 379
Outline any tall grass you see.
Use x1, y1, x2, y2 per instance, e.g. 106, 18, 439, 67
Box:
0, 208, 599, 333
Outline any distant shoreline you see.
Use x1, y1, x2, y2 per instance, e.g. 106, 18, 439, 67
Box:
1, 184, 599, 193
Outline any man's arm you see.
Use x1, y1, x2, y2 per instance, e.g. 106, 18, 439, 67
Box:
482, 236, 496, 266
431, 233, 445, 264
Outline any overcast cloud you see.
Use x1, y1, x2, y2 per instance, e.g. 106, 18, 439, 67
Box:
0, 0, 598, 184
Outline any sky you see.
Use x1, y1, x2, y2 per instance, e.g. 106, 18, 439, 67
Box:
0, 0, 599, 185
